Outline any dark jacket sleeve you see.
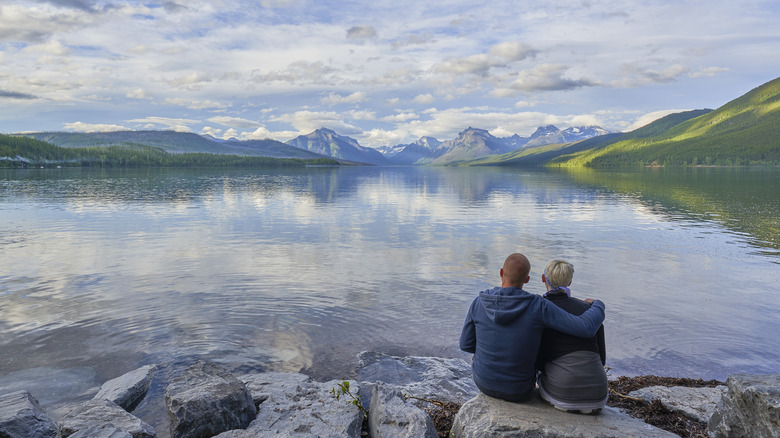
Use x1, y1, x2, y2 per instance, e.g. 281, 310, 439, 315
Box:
459, 300, 477, 354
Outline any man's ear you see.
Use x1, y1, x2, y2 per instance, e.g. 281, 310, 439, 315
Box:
524, 275, 530, 284
499, 268, 504, 279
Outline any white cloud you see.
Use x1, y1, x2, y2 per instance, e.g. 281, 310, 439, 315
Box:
689, 66, 730, 78
166, 73, 212, 87
413, 93, 435, 104
164, 98, 229, 110
272, 110, 362, 135
63, 121, 130, 132
435, 53, 496, 75
200, 126, 222, 137
346, 109, 376, 120
127, 116, 199, 131
505, 64, 596, 93
126, 88, 149, 99
625, 109, 689, 131
346, 25, 377, 40
222, 128, 239, 139
206, 116, 261, 129
381, 111, 418, 122
514, 100, 537, 108
320, 91, 368, 105
241, 126, 300, 141
489, 41, 537, 62
611, 64, 690, 88
260, 0, 297, 7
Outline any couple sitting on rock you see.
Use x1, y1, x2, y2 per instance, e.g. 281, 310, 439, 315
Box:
459, 253, 608, 414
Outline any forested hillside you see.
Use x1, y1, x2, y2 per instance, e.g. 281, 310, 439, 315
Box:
0, 134, 338, 168
549, 77, 780, 167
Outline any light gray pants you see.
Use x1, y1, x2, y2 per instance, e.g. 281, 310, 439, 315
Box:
538, 350, 608, 411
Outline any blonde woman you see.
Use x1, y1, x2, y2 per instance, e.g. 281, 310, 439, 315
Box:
536, 259, 608, 414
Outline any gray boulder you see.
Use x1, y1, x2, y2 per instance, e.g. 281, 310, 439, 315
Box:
369, 384, 437, 438
214, 372, 363, 437
0, 390, 58, 438
69, 423, 134, 438
629, 385, 726, 423
94, 364, 157, 411
357, 351, 478, 408
239, 371, 311, 406
451, 393, 678, 438
709, 373, 780, 438
165, 361, 256, 438
59, 398, 155, 438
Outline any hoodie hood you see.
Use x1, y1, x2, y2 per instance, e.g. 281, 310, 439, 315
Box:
478, 287, 535, 325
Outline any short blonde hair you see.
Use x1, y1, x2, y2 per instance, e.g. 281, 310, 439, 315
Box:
545, 259, 574, 287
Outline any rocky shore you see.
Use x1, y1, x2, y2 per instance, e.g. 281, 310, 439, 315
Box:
1, 352, 778, 437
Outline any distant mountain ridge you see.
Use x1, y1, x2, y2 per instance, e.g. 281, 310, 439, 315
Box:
24, 130, 326, 160
285, 128, 388, 165
21, 124, 609, 166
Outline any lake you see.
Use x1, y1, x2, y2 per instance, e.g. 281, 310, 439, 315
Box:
1, 165, 779, 430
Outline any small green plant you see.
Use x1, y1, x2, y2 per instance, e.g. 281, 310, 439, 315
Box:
331, 380, 368, 417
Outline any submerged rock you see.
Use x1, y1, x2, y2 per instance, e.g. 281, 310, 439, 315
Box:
94, 364, 157, 412
357, 351, 478, 408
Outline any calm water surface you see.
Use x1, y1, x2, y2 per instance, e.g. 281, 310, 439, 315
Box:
1, 166, 778, 431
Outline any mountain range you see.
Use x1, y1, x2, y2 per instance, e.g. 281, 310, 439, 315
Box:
19, 124, 610, 166
10, 76, 780, 168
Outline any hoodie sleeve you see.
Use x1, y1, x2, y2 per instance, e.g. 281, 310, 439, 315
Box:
459, 299, 477, 354
540, 299, 605, 338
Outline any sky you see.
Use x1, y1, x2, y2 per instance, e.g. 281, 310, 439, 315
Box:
1, 0, 779, 148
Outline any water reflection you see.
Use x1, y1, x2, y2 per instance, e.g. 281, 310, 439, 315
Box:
558, 167, 780, 256
1, 166, 779, 435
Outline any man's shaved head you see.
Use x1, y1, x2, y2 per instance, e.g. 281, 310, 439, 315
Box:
502, 253, 531, 287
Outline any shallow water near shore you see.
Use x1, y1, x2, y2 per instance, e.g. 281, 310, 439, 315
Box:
1, 165, 778, 434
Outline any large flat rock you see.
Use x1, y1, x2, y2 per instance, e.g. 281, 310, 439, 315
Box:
629, 385, 725, 423
452, 393, 678, 438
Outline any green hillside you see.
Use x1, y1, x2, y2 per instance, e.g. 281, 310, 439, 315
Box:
453, 141, 576, 166
551, 77, 780, 167
0, 133, 338, 168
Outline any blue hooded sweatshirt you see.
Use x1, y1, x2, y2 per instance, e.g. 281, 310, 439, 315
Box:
459, 286, 605, 400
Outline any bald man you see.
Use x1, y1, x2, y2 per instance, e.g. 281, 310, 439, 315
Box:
459, 253, 605, 402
